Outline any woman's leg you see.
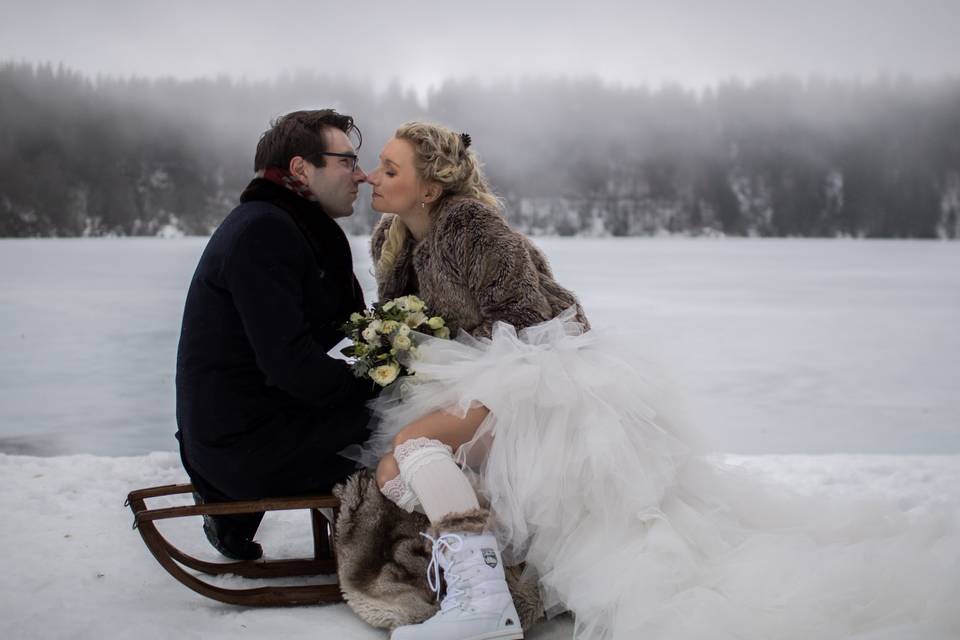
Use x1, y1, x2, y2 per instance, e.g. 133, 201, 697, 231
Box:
377, 405, 490, 523
380, 404, 521, 640
376, 405, 489, 488
394, 405, 491, 452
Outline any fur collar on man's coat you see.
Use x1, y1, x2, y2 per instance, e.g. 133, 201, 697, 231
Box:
370, 197, 590, 338
333, 470, 545, 631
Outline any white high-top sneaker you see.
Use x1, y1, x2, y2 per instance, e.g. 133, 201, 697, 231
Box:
391, 531, 524, 640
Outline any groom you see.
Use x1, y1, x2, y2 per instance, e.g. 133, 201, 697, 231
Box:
175, 109, 375, 560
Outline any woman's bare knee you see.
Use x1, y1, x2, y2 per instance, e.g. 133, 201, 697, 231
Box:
376, 453, 399, 489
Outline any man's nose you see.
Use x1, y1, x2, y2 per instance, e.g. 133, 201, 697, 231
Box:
354, 166, 369, 182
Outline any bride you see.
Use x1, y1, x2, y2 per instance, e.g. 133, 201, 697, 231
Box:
342, 121, 959, 640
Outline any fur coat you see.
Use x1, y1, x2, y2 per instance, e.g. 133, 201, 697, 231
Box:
371, 197, 589, 337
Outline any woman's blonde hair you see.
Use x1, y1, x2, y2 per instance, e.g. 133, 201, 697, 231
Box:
377, 121, 500, 278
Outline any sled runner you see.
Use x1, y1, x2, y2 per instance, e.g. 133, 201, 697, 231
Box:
126, 483, 342, 606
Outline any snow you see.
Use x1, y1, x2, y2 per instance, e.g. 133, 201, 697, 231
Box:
1, 236, 959, 637
0, 451, 566, 639
3, 451, 958, 639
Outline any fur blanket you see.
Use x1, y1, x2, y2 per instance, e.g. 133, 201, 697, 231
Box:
332, 470, 544, 631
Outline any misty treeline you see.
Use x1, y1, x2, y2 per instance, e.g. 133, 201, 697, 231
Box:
2, 62, 959, 238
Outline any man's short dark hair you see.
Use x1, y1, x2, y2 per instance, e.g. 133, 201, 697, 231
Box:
254, 109, 361, 172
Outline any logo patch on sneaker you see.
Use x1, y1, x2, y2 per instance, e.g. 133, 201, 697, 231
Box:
481, 548, 498, 568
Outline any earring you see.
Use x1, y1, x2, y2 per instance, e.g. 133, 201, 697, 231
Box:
421, 202, 426, 209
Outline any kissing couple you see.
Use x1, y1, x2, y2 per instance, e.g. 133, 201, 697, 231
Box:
175, 109, 957, 640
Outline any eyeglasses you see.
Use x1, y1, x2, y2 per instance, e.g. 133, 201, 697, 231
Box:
308, 151, 360, 172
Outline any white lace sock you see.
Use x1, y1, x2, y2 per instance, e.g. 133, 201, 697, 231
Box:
394, 437, 480, 524
380, 473, 422, 513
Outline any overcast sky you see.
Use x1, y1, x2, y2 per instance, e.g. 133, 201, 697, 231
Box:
3, 0, 959, 94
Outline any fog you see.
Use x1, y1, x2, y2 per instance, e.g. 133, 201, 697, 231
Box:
2, 0, 959, 94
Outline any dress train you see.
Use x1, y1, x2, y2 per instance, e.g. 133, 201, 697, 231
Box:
344, 309, 960, 639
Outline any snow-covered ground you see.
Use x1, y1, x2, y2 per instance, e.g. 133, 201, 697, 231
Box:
1, 236, 958, 638
3, 451, 958, 639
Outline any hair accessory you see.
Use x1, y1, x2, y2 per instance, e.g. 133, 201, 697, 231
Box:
459, 132, 472, 150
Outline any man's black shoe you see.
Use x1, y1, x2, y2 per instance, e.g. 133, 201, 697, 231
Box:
193, 492, 264, 561
202, 515, 264, 560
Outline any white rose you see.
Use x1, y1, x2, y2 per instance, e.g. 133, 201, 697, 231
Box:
433, 326, 451, 339
383, 300, 396, 312
368, 319, 383, 333
349, 312, 363, 323
392, 334, 412, 351
361, 326, 380, 344
380, 320, 400, 334
397, 323, 411, 337
397, 295, 426, 312
370, 362, 400, 387
427, 316, 445, 330
404, 311, 428, 328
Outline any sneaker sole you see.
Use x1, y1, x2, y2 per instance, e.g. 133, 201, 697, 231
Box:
391, 630, 523, 640
461, 631, 524, 640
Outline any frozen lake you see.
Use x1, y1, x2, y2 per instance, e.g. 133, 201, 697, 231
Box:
0, 237, 957, 456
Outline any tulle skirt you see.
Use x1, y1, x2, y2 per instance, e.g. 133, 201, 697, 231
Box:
343, 308, 960, 639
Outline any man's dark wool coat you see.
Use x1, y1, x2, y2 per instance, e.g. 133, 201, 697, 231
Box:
176, 178, 374, 501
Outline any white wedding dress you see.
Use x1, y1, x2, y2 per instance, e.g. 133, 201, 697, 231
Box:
345, 308, 960, 639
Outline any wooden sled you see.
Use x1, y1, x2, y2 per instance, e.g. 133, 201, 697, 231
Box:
126, 483, 342, 606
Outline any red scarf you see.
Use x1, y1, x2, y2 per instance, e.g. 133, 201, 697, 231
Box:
261, 167, 320, 204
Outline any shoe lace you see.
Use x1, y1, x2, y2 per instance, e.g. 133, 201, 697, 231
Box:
420, 532, 466, 611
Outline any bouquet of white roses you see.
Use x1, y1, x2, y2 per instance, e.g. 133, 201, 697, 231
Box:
341, 295, 450, 387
